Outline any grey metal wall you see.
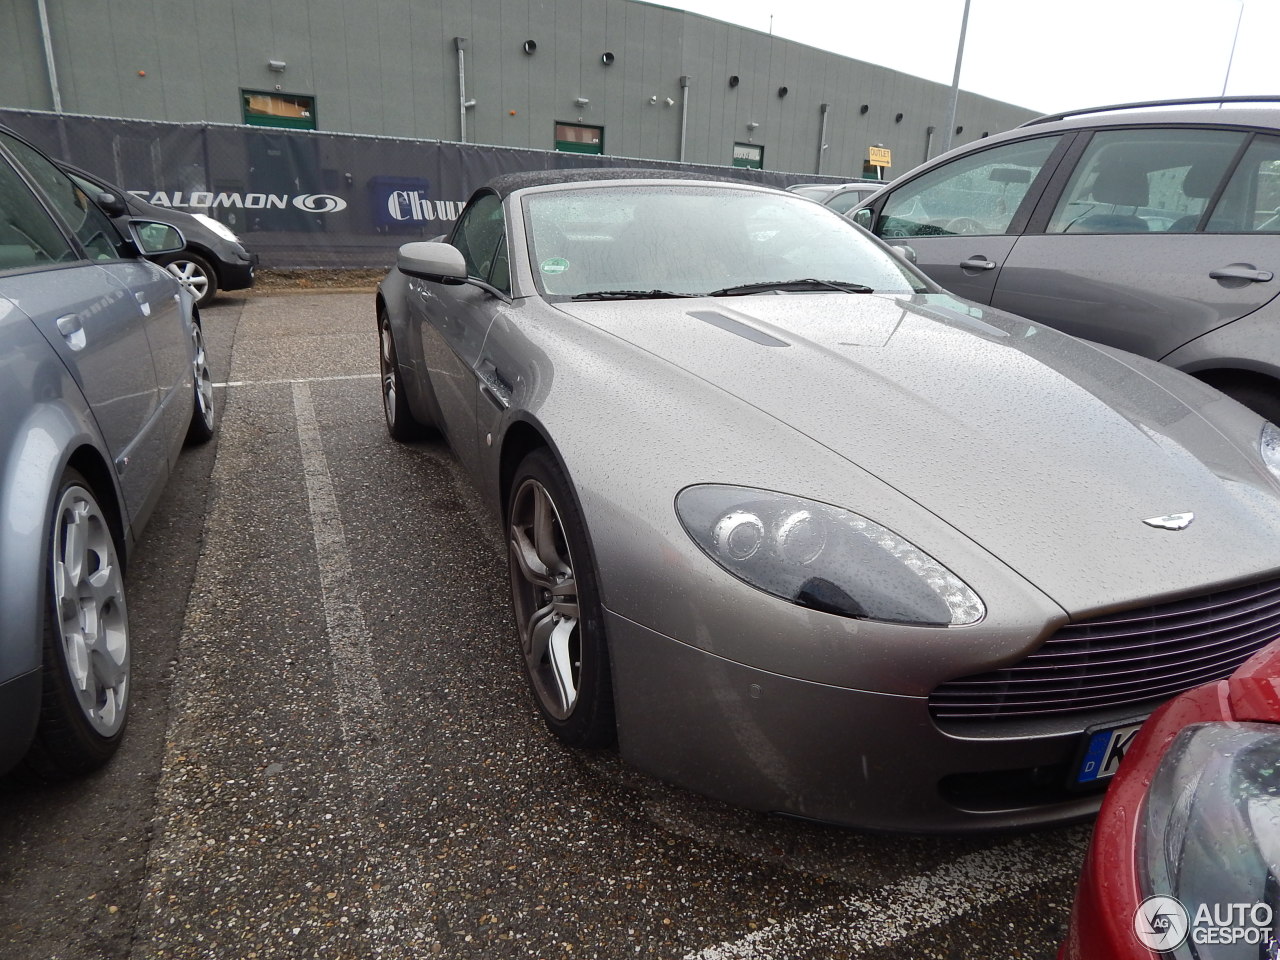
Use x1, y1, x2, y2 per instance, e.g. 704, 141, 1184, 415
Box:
4, 0, 1037, 177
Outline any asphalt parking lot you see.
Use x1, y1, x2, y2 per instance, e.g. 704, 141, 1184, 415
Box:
0, 292, 1091, 960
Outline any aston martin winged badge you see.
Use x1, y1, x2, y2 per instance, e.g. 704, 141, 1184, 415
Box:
1143, 513, 1194, 530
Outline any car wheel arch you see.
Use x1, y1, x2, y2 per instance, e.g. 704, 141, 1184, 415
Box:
1194, 368, 1280, 422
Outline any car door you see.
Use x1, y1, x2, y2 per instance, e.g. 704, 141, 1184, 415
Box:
863, 134, 1069, 303
991, 127, 1280, 359
412, 191, 507, 477
0, 131, 166, 521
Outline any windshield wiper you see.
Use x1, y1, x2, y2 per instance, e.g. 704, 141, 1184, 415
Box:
709, 278, 875, 296
570, 289, 694, 300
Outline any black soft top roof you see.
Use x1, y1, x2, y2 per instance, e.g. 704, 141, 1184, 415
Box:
485, 166, 755, 199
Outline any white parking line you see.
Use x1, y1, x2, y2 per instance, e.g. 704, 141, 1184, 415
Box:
685, 835, 1084, 959
215, 373, 379, 388
292, 381, 438, 949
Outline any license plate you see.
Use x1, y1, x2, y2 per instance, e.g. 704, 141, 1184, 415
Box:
1074, 719, 1146, 785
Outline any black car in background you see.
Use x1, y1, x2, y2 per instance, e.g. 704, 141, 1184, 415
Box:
61, 162, 257, 307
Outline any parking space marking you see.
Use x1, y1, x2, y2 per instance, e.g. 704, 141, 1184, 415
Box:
292, 381, 438, 950
685, 835, 1083, 959
215, 373, 379, 388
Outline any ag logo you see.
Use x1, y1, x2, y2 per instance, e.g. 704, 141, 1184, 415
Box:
291, 193, 348, 213
1134, 895, 1189, 950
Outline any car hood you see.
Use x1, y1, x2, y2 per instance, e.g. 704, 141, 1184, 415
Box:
554, 292, 1280, 615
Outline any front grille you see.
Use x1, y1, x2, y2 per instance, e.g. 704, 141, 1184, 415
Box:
929, 577, 1280, 721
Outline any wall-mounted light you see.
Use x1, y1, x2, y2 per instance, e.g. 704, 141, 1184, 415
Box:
463, 98, 477, 109
746, 121, 759, 130
522, 40, 537, 54
574, 96, 590, 107
268, 59, 287, 72
728, 75, 740, 87
601, 51, 615, 65
895, 112, 904, 123
955, 125, 964, 135
777, 85, 788, 98
664, 97, 675, 107
648, 95, 658, 104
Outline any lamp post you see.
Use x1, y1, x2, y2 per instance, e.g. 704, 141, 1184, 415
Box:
942, 0, 972, 155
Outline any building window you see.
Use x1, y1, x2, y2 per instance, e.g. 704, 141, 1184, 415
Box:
242, 90, 317, 130
732, 142, 763, 169
555, 123, 604, 155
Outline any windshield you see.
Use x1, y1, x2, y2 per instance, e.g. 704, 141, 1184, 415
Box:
522, 185, 928, 300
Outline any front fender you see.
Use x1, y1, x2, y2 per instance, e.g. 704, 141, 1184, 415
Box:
0, 321, 121, 687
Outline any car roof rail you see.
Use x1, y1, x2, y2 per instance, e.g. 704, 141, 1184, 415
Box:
1021, 94, 1280, 127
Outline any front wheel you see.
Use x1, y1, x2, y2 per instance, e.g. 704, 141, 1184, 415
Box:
507, 449, 615, 748
379, 311, 430, 441
161, 252, 218, 308
27, 470, 130, 777
185, 321, 215, 445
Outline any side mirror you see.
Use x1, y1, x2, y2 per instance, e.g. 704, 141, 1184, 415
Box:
129, 219, 185, 255
851, 207, 873, 229
888, 243, 918, 264
95, 191, 128, 218
398, 241, 467, 283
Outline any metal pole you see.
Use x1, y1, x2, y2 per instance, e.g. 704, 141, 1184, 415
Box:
36, 0, 63, 112
679, 75, 691, 162
1221, 1, 1245, 98
455, 37, 468, 143
816, 102, 829, 174
924, 125, 935, 163
943, 0, 971, 154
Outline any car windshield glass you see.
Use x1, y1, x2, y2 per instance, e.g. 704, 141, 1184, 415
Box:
523, 185, 927, 300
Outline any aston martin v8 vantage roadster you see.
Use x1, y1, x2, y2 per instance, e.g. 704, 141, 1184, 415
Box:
376, 170, 1280, 831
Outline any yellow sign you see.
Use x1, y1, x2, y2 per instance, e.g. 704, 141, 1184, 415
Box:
868, 146, 892, 167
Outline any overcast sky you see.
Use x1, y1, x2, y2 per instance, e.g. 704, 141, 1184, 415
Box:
671, 0, 1274, 115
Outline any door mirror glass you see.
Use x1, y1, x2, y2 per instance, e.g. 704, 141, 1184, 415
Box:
130, 220, 185, 255
888, 242, 918, 264
131, 221, 186, 256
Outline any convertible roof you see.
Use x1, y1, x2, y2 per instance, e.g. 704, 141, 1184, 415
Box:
486, 166, 752, 198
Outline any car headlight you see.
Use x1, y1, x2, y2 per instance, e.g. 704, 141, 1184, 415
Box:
1262, 423, 1280, 482
675, 485, 984, 626
1140, 722, 1280, 958
192, 213, 239, 243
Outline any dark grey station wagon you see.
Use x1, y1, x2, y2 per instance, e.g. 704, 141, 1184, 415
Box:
853, 96, 1280, 420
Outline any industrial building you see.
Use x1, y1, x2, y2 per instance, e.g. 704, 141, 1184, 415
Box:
4, 0, 1036, 178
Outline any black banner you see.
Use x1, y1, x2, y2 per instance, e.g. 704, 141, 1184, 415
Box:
0, 109, 845, 269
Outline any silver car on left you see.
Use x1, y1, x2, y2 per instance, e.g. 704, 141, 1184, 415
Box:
0, 125, 215, 778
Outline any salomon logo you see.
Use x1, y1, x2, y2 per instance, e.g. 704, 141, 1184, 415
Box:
291, 194, 348, 213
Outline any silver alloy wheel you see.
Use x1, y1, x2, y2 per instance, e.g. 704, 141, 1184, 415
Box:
165, 259, 211, 301
380, 320, 397, 430
509, 477, 582, 719
52, 485, 129, 736
192, 323, 214, 431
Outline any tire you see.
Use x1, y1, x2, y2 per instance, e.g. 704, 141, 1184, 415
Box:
161, 251, 218, 308
26, 469, 130, 777
379, 310, 430, 441
185, 320, 216, 445
506, 448, 616, 748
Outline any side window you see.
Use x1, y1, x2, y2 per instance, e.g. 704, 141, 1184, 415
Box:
1210, 135, 1280, 232
0, 132, 129, 261
451, 193, 506, 281
1045, 129, 1245, 235
0, 154, 76, 270
878, 136, 1061, 238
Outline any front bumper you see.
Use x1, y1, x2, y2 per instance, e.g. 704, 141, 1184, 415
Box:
607, 610, 1111, 832
215, 249, 257, 292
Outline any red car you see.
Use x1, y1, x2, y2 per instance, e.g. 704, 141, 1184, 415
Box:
1061, 641, 1280, 959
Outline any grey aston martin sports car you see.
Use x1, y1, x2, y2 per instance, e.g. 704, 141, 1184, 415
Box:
376, 170, 1280, 831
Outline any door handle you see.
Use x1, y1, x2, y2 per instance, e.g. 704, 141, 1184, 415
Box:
1210, 264, 1274, 283
55, 314, 87, 351
959, 257, 997, 271
478, 361, 512, 410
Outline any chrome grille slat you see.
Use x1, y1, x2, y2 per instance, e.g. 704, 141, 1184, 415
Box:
930, 577, 1280, 721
